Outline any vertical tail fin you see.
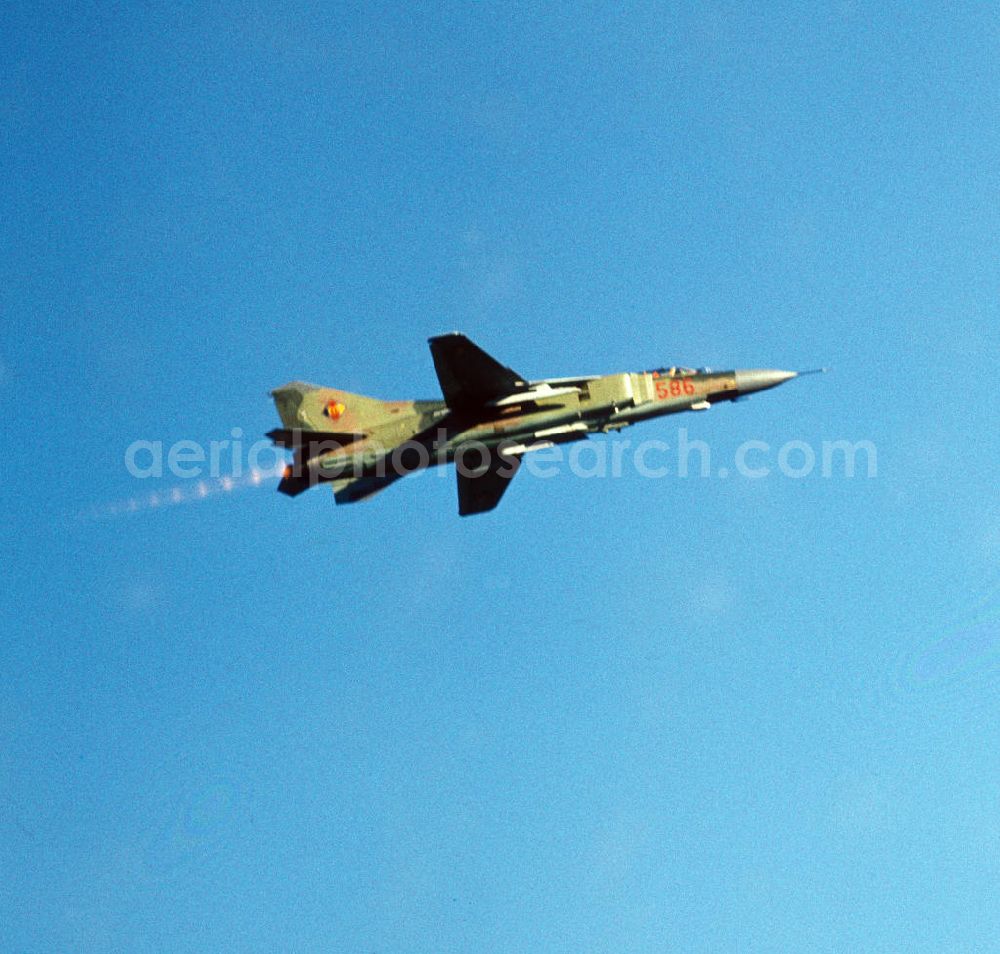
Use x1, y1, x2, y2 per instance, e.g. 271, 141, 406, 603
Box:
270, 381, 399, 432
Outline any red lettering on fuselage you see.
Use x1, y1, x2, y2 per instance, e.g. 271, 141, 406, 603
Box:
655, 377, 695, 399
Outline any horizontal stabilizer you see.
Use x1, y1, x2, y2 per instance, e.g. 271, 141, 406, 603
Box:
333, 472, 403, 505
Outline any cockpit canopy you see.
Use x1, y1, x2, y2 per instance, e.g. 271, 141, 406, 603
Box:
646, 366, 699, 377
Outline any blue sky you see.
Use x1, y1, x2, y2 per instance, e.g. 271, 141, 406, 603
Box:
2, 2, 999, 951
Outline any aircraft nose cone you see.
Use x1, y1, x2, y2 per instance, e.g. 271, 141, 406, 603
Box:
734, 369, 798, 395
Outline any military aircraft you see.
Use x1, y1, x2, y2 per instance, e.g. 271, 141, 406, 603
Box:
269, 333, 816, 515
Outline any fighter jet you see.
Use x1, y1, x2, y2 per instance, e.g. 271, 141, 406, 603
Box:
269, 333, 816, 515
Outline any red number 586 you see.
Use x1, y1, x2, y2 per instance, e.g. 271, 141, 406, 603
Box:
655, 378, 695, 399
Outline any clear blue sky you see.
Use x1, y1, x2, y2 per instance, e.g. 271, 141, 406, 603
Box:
3, 2, 999, 951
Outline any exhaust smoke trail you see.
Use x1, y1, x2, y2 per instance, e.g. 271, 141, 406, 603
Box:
82, 463, 287, 520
